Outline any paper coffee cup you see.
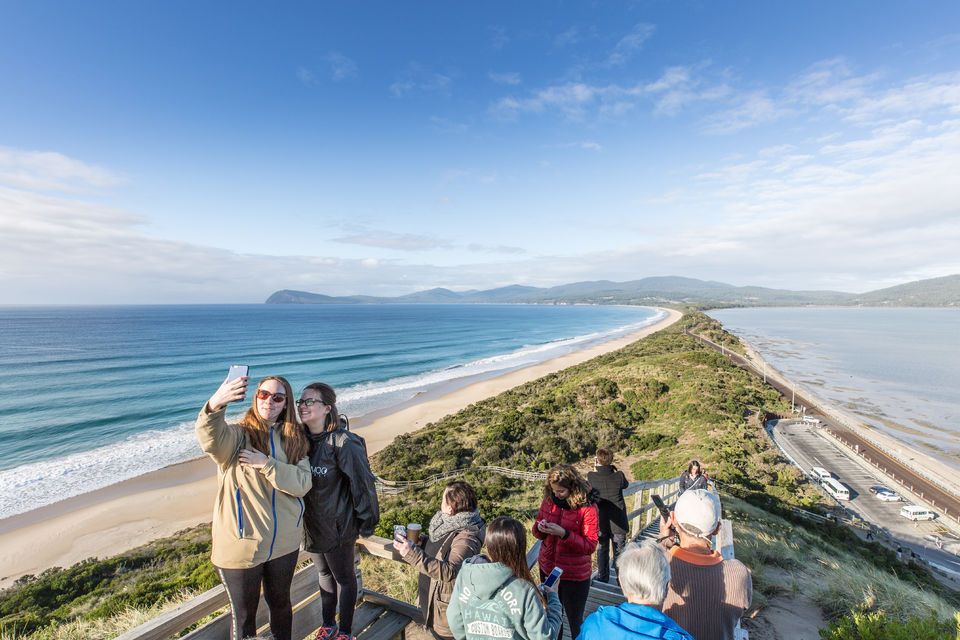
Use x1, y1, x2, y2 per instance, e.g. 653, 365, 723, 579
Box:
406, 523, 422, 543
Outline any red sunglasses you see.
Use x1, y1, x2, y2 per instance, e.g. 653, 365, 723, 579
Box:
255, 390, 287, 403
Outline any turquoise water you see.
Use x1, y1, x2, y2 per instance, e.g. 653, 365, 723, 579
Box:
0, 303, 661, 518
708, 307, 960, 467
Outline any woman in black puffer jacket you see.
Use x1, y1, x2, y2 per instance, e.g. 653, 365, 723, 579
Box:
298, 382, 380, 640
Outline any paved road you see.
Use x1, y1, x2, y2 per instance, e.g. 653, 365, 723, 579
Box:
770, 419, 960, 579
687, 330, 960, 523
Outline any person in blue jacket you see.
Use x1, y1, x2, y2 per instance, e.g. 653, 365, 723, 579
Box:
577, 541, 693, 640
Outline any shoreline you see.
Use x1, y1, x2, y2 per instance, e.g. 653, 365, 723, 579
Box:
735, 339, 960, 495
0, 307, 682, 588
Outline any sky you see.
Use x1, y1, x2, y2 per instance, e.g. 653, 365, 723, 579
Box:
2, 1, 960, 304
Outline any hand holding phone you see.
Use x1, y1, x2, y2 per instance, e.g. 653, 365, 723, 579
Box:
393, 524, 408, 540
207, 365, 248, 412
541, 566, 563, 592
651, 494, 671, 521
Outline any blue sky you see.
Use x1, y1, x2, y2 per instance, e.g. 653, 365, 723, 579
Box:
2, 1, 960, 303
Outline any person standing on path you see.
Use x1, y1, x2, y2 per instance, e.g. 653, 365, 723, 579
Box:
298, 382, 380, 640
395, 481, 485, 640
196, 375, 312, 640
677, 461, 708, 495
587, 448, 629, 584
532, 464, 600, 640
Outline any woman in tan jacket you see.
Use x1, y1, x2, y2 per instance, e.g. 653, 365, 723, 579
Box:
394, 481, 485, 640
196, 374, 312, 640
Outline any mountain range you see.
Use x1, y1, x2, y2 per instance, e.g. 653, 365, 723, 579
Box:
266, 274, 960, 308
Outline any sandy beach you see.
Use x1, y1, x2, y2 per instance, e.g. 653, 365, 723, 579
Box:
0, 308, 681, 588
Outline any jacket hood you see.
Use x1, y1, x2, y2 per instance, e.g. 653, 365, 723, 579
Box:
590, 603, 692, 640
458, 556, 517, 600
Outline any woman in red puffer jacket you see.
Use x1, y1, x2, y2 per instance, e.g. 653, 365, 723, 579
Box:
532, 464, 599, 640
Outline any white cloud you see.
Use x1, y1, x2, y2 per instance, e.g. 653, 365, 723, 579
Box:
334, 230, 454, 251
489, 25, 508, 50
0, 146, 124, 192
700, 91, 789, 134
488, 71, 522, 85
554, 26, 582, 48
607, 23, 655, 66
390, 63, 454, 97
324, 51, 358, 81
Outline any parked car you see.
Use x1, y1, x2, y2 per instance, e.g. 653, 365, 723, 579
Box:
811, 466, 833, 481
869, 485, 891, 495
876, 490, 902, 502
900, 505, 936, 521
802, 415, 823, 425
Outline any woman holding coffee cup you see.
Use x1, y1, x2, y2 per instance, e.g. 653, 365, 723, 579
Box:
394, 480, 485, 640
531, 464, 599, 640
298, 382, 380, 640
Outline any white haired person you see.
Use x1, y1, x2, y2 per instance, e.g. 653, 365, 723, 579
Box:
658, 489, 752, 640
576, 541, 693, 640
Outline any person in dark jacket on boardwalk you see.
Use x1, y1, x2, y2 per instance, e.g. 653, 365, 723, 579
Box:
395, 480, 485, 640
577, 541, 693, 640
677, 460, 707, 495
532, 464, 599, 640
298, 382, 380, 640
587, 448, 629, 584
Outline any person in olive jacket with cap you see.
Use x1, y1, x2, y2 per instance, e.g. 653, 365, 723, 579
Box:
587, 448, 629, 584
298, 382, 380, 640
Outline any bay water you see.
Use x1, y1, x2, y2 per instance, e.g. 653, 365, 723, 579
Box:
0, 303, 662, 518
708, 307, 960, 467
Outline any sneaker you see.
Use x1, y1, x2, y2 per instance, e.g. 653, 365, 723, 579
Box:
334, 632, 356, 640
315, 626, 338, 640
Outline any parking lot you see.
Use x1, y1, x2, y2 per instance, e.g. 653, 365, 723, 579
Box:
769, 419, 960, 578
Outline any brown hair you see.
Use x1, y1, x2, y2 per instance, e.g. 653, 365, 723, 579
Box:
240, 376, 309, 463
687, 460, 702, 475
596, 448, 614, 466
444, 480, 477, 514
302, 382, 341, 431
485, 516, 543, 603
544, 464, 592, 508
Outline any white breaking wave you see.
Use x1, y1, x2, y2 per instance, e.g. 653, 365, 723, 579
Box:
0, 310, 664, 520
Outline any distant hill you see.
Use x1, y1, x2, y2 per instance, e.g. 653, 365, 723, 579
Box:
265, 275, 960, 308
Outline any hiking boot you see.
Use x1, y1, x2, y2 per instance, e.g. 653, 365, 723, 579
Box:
315, 626, 338, 640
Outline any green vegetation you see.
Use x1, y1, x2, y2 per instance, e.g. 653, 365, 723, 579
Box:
0, 526, 217, 637
3, 310, 958, 639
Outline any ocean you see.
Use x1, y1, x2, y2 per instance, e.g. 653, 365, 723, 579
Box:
0, 303, 662, 519
708, 307, 960, 467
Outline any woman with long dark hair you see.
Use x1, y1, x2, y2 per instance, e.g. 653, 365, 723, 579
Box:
678, 460, 708, 495
196, 374, 312, 640
532, 464, 599, 640
298, 382, 380, 640
395, 480, 484, 640
447, 516, 562, 640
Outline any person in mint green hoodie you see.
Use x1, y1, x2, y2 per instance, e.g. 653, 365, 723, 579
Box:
577, 542, 693, 640
447, 516, 562, 640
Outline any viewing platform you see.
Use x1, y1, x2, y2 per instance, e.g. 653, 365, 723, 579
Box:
117, 475, 743, 640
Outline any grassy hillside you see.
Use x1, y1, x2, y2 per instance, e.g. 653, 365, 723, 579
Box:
3, 311, 957, 639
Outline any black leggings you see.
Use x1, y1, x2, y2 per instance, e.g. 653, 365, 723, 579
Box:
217, 549, 299, 640
541, 570, 591, 640
309, 540, 358, 633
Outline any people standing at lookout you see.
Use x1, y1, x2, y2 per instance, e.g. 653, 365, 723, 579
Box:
677, 460, 708, 495
298, 382, 380, 640
587, 448, 629, 584
532, 464, 600, 640
196, 375, 312, 640
395, 480, 485, 640
447, 516, 563, 640
657, 489, 752, 640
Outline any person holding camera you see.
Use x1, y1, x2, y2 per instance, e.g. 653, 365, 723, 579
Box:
196, 374, 312, 640
447, 516, 562, 640
532, 464, 599, 640
395, 481, 485, 640
298, 382, 380, 640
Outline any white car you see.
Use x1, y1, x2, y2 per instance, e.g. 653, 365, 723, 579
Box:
877, 491, 902, 502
